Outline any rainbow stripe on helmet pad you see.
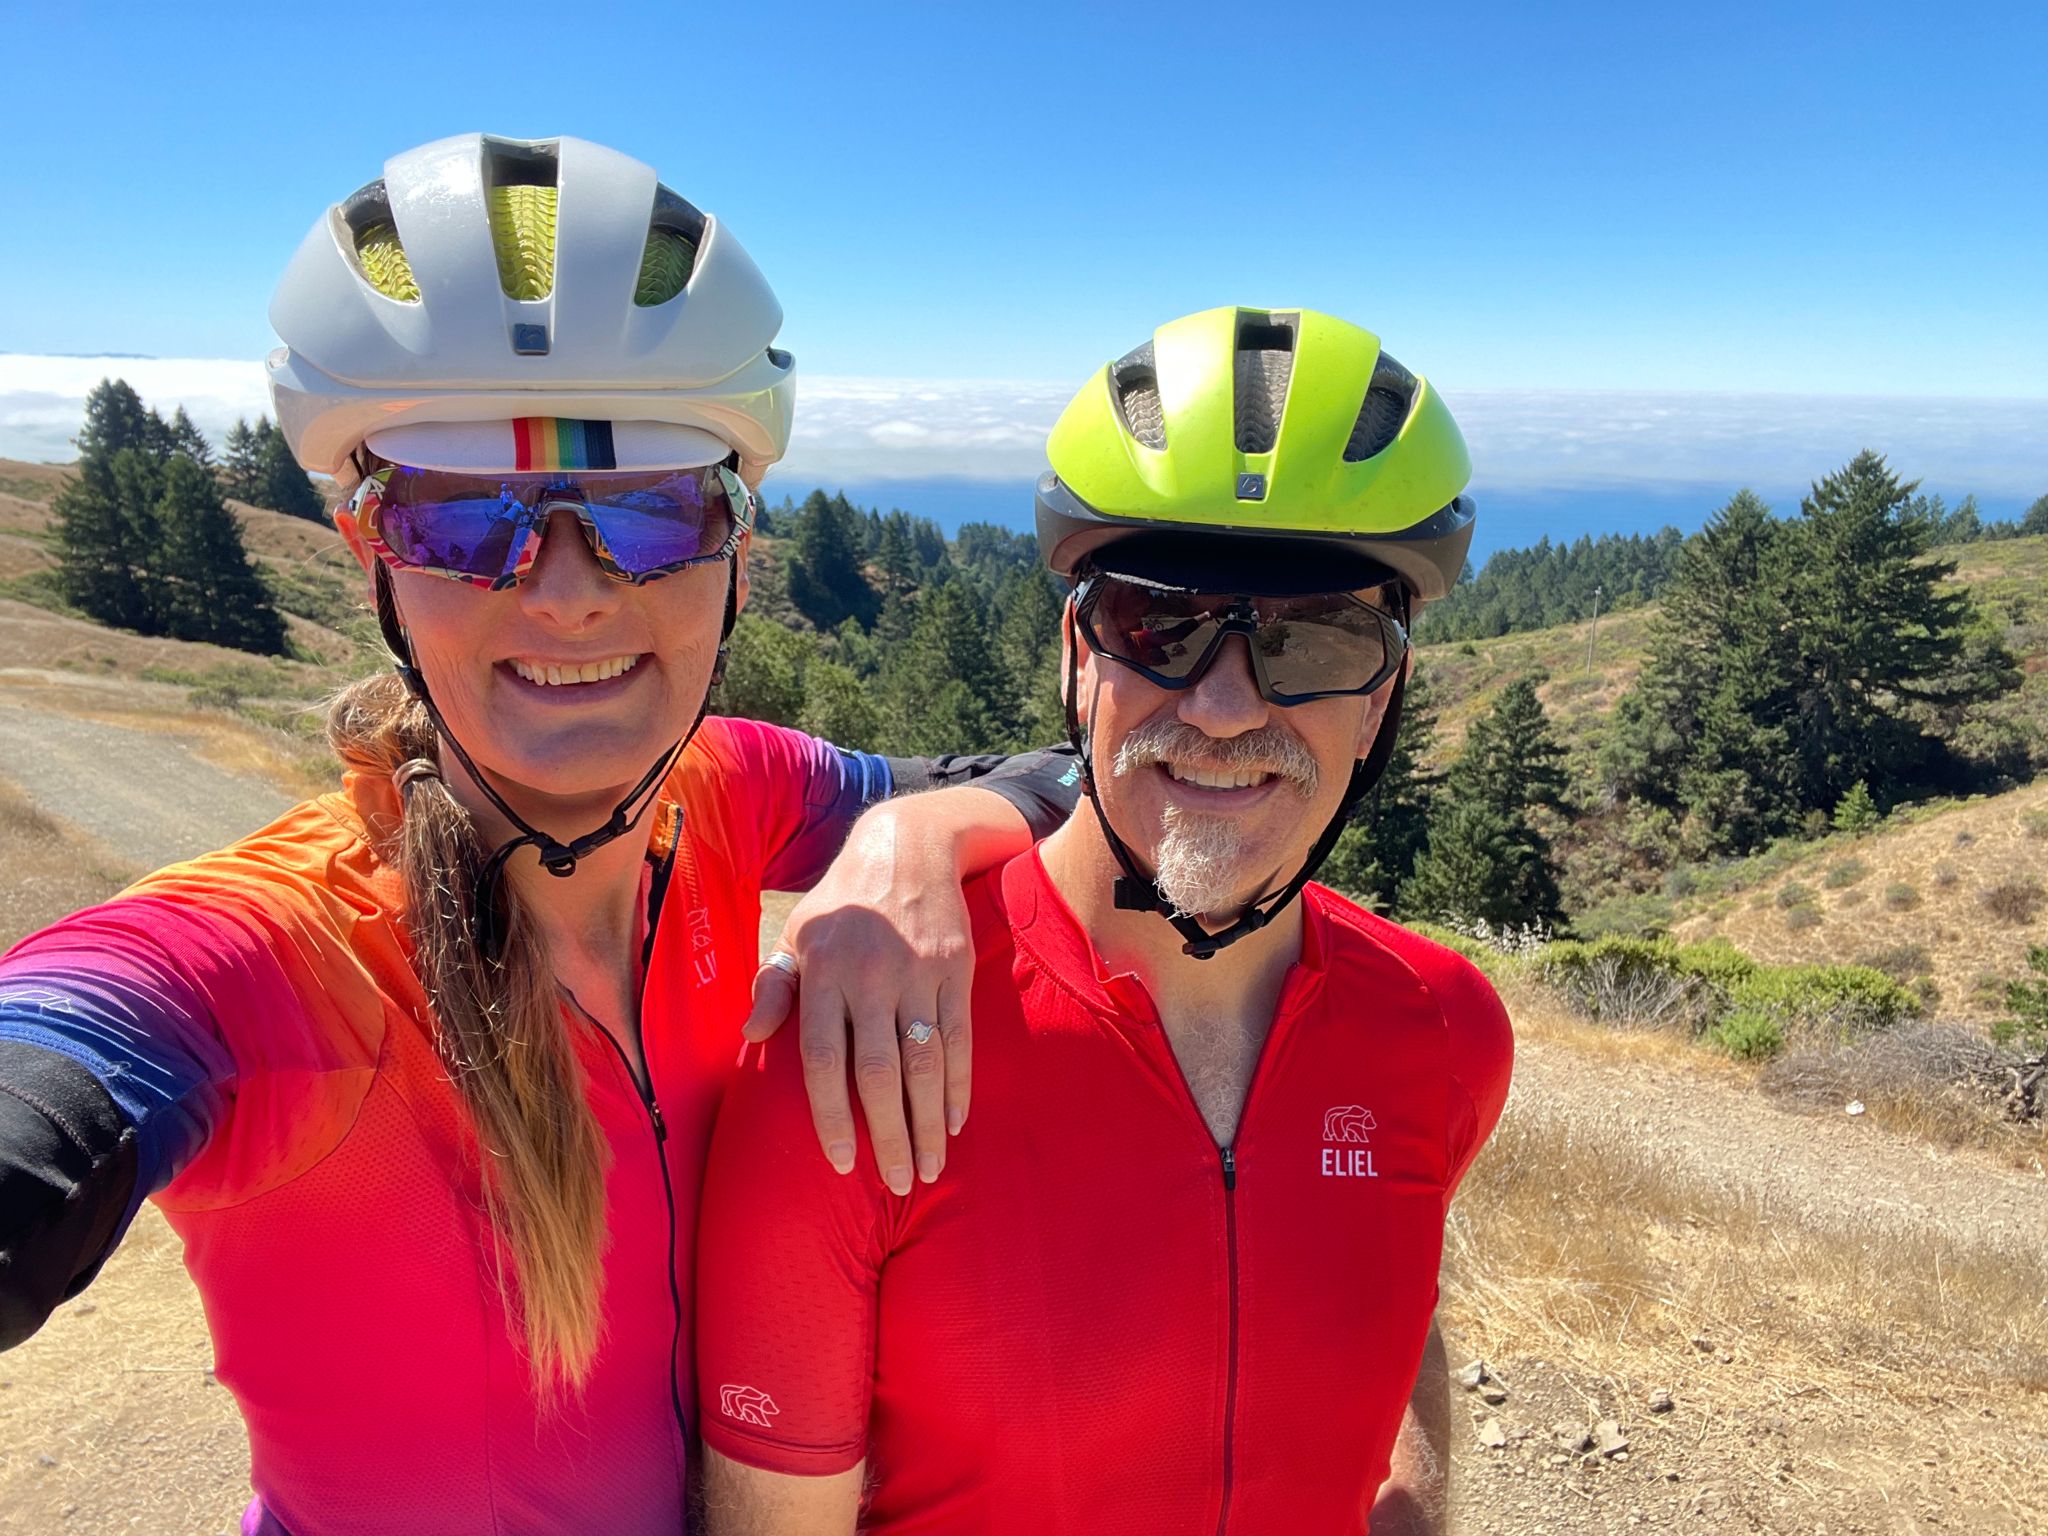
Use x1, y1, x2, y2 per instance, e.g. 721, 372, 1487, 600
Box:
512, 418, 618, 472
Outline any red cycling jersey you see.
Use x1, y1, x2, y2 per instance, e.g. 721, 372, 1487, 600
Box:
696, 848, 1512, 1534
0, 718, 888, 1534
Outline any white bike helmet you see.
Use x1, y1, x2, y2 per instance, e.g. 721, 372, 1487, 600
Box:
265, 133, 794, 482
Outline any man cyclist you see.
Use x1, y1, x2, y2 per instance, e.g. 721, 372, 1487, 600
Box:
695, 306, 1514, 1533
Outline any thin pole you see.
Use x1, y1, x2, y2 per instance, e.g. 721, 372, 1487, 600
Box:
1586, 585, 1602, 673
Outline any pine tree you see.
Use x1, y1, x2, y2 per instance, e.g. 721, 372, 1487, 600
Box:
1319, 670, 1443, 911
1783, 452, 1999, 808
156, 455, 288, 654
168, 407, 213, 467
993, 569, 1066, 747
1831, 780, 1881, 836
1400, 802, 1530, 928
786, 490, 880, 630
798, 659, 883, 748
878, 578, 1012, 753
1604, 490, 1805, 854
2022, 493, 2048, 537
1405, 677, 1566, 927
875, 511, 921, 594
52, 447, 155, 631
257, 424, 326, 521
72, 378, 156, 462
220, 418, 262, 502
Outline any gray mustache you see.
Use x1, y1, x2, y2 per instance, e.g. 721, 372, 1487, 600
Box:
1111, 721, 1321, 797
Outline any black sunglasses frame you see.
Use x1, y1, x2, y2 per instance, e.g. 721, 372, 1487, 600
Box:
1073, 575, 1411, 707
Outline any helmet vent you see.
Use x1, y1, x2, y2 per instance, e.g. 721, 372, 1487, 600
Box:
478, 141, 561, 302
637, 185, 704, 307
1111, 341, 1167, 450
1233, 313, 1297, 454
339, 181, 420, 304
1344, 351, 1417, 462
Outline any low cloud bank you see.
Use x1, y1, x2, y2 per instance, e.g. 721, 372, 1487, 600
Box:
3, 354, 2042, 499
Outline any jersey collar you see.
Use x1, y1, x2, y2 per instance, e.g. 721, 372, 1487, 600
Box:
1002, 847, 1333, 1023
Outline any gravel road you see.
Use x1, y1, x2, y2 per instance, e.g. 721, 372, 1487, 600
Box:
0, 698, 293, 872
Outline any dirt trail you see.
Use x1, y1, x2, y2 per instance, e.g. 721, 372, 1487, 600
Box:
0, 693, 292, 871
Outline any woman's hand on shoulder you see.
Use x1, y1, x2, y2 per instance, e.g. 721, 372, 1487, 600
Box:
742, 799, 974, 1197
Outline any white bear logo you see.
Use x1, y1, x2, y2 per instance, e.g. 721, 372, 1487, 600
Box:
719, 1384, 780, 1428
1323, 1105, 1376, 1143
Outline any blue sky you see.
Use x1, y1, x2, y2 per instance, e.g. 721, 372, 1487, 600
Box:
4, 0, 2045, 543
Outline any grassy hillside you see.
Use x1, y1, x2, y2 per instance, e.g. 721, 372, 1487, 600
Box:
0, 457, 371, 682
1415, 599, 1659, 757
1664, 778, 2048, 1021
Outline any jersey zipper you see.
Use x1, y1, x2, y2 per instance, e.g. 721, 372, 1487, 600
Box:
587, 1023, 691, 1461
1138, 997, 1303, 1536
1145, 1034, 1254, 1536
1217, 1142, 1241, 1536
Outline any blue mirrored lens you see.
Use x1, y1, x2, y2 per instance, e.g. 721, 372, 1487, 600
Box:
583, 473, 726, 570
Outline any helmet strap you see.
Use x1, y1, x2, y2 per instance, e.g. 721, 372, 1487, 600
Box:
1060, 609, 1408, 961
374, 560, 738, 959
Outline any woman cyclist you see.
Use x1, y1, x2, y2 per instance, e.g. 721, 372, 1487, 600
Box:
0, 134, 1071, 1534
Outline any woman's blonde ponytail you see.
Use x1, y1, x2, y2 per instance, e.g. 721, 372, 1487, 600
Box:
328, 672, 610, 1395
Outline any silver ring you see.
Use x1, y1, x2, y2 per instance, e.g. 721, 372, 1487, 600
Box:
901, 1018, 936, 1047
764, 950, 799, 979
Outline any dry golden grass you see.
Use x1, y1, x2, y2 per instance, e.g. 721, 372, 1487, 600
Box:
1443, 996, 2048, 1528
0, 774, 138, 946
1675, 778, 2048, 1022
1415, 601, 1660, 758
1447, 1100, 2048, 1398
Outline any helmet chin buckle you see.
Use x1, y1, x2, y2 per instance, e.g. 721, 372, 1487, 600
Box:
1113, 876, 1163, 913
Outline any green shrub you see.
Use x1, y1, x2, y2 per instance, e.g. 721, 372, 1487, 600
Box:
1672, 938, 1758, 992
1838, 888, 1868, 908
1823, 859, 1869, 889
1776, 882, 1814, 910
1706, 1008, 1784, 1060
2021, 809, 2048, 840
1726, 963, 1920, 1043
1883, 883, 1920, 910
1538, 936, 1709, 1031
1526, 930, 1918, 1053
1994, 946, 2048, 1052
1661, 865, 1700, 899
1570, 893, 1675, 940
1405, 920, 1506, 974
1784, 905, 1822, 931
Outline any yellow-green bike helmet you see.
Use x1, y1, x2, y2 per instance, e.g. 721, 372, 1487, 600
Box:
1035, 306, 1474, 600
1039, 307, 1477, 959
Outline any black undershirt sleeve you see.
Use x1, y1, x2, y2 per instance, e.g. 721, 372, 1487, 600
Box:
0, 1041, 140, 1351
881, 744, 1082, 842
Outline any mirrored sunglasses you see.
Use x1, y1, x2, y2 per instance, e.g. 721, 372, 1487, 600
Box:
354, 461, 752, 590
